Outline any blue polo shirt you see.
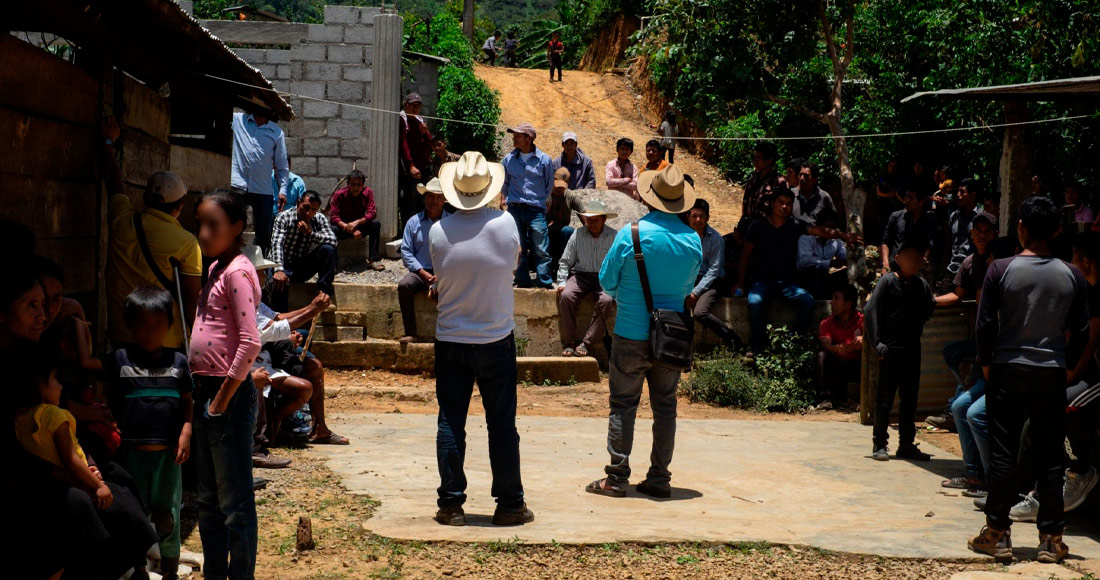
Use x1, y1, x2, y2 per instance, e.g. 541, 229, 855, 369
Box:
599, 211, 703, 341
501, 147, 555, 208
231, 112, 289, 197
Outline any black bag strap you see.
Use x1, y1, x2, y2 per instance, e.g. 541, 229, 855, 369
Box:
132, 212, 178, 294
631, 222, 655, 315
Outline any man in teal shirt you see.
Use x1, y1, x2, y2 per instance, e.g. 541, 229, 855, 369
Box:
587, 165, 702, 500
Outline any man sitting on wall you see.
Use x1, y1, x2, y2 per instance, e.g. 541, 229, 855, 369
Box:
796, 209, 848, 299
330, 169, 385, 272
398, 177, 451, 344
686, 199, 739, 344
817, 283, 863, 409
270, 191, 338, 311
556, 199, 617, 358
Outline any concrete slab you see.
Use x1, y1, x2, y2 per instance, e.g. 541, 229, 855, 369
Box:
320, 413, 1100, 560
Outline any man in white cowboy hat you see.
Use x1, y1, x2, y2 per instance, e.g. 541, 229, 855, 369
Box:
502, 122, 557, 288
428, 151, 534, 527
397, 177, 452, 343
587, 164, 702, 499
556, 199, 618, 357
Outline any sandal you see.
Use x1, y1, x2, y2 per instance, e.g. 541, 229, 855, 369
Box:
575, 344, 589, 357
585, 478, 625, 498
561, 347, 575, 357
309, 432, 350, 445
369, 261, 385, 272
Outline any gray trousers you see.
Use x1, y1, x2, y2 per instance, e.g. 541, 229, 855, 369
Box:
605, 335, 681, 491
557, 272, 613, 348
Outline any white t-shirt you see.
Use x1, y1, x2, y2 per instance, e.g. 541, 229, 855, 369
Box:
429, 207, 521, 344
483, 36, 497, 51
660, 121, 678, 149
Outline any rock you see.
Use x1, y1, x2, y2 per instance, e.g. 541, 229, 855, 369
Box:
296, 515, 316, 551
567, 188, 648, 231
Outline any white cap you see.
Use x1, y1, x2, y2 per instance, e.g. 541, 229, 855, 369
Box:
145, 171, 187, 204
561, 131, 578, 143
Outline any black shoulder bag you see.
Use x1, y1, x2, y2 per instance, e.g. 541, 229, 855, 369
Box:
133, 212, 181, 297
631, 223, 695, 370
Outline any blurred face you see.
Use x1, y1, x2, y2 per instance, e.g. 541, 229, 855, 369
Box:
772, 194, 794, 219
40, 370, 63, 406
552, 185, 565, 197
197, 200, 243, 258
585, 215, 606, 236
895, 247, 924, 276
298, 199, 322, 222
512, 132, 533, 151
799, 167, 816, 190
887, 160, 898, 174
562, 140, 578, 157
913, 161, 925, 175
1, 284, 46, 343
617, 145, 633, 161
423, 192, 445, 217
829, 290, 851, 318
753, 151, 774, 173
956, 186, 975, 209
40, 275, 64, 328
131, 310, 171, 353
983, 198, 1000, 217
688, 208, 709, 233
348, 177, 365, 196
405, 101, 422, 115
902, 191, 923, 213
432, 139, 448, 157
1073, 248, 1094, 275
785, 166, 799, 185
971, 221, 996, 252
646, 145, 661, 163
1065, 186, 1080, 206
1031, 175, 1042, 193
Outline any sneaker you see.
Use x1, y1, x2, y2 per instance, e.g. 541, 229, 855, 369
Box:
895, 443, 931, 462
968, 525, 1012, 561
973, 495, 987, 510
872, 446, 890, 461
1010, 493, 1039, 522
253, 475, 268, 491
492, 502, 535, 526
1064, 467, 1098, 513
943, 476, 981, 489
963, 488, 988, 499
926, 413, 957, 432
435, 505, 466, 526
1037, 533, 1069, 563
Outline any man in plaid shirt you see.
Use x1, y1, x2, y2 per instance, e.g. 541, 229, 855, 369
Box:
269, 190, 338, 310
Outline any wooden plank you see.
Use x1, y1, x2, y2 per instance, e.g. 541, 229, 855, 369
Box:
199, 20, 308, 45
0, 36, 98, 126
119, 127, 171, 188
36, 237, 96, 293
170, 145, 231, 194
0, 173, 96, 239
121, 74, 171, 141
0, 108, 96, 181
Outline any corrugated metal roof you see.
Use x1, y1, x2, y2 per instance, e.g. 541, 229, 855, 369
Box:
902, 76, 1100, 103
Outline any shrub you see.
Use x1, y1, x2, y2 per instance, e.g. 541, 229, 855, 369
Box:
435, 66, 502, 158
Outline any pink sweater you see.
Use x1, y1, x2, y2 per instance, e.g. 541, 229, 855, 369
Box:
605, 158, 638, 196
189, 253, 262, 381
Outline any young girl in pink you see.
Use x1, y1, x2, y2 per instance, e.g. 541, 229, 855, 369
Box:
189, 190, 262, 580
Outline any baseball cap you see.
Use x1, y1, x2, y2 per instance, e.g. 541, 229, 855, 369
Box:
404, 92, 422, 104
561, 131, 578, 143
145, 171, 187, 204
554, 167, 570, 189
507, 123, 537, 139
973, 212, 998, 228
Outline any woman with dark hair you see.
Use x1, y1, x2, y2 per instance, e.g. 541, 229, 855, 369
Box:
190, 190, 263, 579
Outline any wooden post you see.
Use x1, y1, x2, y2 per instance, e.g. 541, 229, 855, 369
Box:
998, 101, 1033, 237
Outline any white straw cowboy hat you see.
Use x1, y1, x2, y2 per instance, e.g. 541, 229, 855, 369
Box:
243, 244, 278, 270
437, 151, 505, 210
636, 164, 697, 214
416, 177, 444, 196
577, 198, 618, 219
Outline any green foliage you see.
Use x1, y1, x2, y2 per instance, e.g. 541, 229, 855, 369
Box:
436, 66, 502, 157
680, 327, 816, 413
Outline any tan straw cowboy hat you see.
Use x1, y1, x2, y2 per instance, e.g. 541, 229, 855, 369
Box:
636, 164, 697, 214
576, 198, 618, 219
437, 151, 505, 210
416, 177, 444, 195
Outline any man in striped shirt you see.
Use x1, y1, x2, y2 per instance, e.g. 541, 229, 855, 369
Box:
556, 199, 617, 357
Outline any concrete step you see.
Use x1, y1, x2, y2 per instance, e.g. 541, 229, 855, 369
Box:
310, 339, 600, 383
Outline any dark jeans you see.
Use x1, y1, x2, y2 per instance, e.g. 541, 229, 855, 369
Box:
549, 53, 562, 80
549, 225, 575, 272
665, 148, 675, 164
244, 193, 276, 255
193, 375, 258, 580
605, 335, 681, 492
434, 335, 525, 510
398, 270, 430, 337
796, 267, 847, 300
335, 219, 382, 261
509, 203, 553, 288
399, 173, 426, 229
818, 351, 860, 405
873, 346, 921, 450
985, 363, 1065, 534
271, 243, 337, 312
746, 280, 814, 353
692, 286, 738, 343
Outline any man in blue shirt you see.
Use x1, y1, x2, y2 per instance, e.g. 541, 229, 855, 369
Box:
686, 199, 739, 344
587, 165, 702, 500
501, 122, 556, 288
553, 132, 597, 190
272, 159, 307, 216
232, 110, 290, 254
398, 178, 451, 343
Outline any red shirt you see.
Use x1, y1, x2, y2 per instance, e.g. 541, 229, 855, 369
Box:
819, 311, 863, 361
329, 186, 377, 225
548, 41, 564, 53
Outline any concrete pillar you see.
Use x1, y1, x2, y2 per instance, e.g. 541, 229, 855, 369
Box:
368, 13, 403, 240
998, 101, 1033, 237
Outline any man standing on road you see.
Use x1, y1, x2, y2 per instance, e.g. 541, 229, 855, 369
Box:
430, 151, 534, 527
397, 177, 451, 343
502, 123, 557, 288
231, 109, 289, 254
553, 132, 596, 190
587, 165, 702, 499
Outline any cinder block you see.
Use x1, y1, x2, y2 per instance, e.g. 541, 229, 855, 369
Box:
359, 7, 382, 23
303, 138, 340, 156
285, 137, 303, 156
289, 80, 326, 99
253, 64, 277, 79
318, 157, 354, 177
276, 65, 292, 80
340, 103, 372, 120
326, 118, 364, 138
324, 4, 361, 24
271, 80, 291, 93
265, 49, 292, 64
339, 139, 367, 158
335, 325, 365, 341
287, 118, 325, 136
291, 156, 317, 176
343, 65, 372, 83
232, 48, 267, 64
327, 81, 365, 101
384, 240, 402, 259
343, 25, 374, 45
517, 357, 601, 384
304, 62, 342, 82
303, 100, 340, 119
327, 44, 364, 64
307, 23, 344, 43
290, 43, 326, 62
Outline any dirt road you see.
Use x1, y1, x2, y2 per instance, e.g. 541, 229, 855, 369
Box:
477, 65, 743, 232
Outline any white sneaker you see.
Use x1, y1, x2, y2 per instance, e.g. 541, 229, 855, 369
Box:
1009, 493, 1039, 522
1064, 467, 1099, 513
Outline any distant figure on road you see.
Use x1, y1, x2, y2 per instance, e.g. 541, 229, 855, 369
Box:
547, 31, 564, 82
482, 31, 501, 65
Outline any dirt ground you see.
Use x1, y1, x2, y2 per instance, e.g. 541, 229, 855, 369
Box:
170, 369, 1047, 579
476, 65, 743, 233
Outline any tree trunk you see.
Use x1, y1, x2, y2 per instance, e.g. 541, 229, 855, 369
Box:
825, 114, 869, 291
462, 0, 475, 41
999, 101, 1033, 237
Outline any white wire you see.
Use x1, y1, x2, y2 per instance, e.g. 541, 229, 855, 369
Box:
204, 72, 1096, 142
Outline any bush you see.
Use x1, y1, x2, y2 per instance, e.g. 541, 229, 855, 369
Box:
435, 66, 502, 158
680, 326, 818, 413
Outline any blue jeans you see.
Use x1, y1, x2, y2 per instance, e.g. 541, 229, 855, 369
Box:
434, 335, 525, 510
942, 338, 978, 405
509, 203, 553, 288
950, 381, 989, 480
550, 225, 575, 270
746, 281, 814, 353
244, 193, 275, 255
192, 375, 258, 580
